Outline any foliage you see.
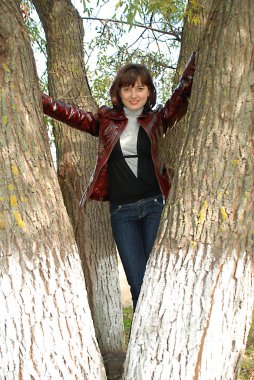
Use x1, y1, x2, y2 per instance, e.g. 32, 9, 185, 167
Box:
23, 0, 186, 106
114, 0, 186, 28
21, 0, 48, 92
123, 307, 133, 347
82, 0, 186, 29
238, 312, 254, 380
89, 43, 176, 106
21, 1, 46, 56
22, 0, 191, 107
81, 0, 186, 105
186, 0, 204, 25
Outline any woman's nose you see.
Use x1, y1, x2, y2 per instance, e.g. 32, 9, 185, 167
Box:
130, 88, 137, 98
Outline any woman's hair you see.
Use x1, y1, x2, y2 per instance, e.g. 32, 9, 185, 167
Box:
109, 63, 157, 109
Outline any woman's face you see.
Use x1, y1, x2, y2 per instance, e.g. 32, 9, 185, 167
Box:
120, 78, 150, 111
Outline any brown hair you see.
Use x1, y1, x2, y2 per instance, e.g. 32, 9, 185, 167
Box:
109, 63, 157, 108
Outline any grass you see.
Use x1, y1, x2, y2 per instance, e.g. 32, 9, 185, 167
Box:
239, 312, 254, 380
123, 307, 133, 346
123, 308, 254, 379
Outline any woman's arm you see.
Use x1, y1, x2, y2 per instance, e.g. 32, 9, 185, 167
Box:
42, 93, 99, 137
163, 52, 196, 130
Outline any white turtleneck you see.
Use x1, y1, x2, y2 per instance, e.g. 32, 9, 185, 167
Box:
120, 107, 143, 177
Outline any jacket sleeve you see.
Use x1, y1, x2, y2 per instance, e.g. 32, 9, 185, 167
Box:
162, 52, 196, 131
42, 93, 100, 137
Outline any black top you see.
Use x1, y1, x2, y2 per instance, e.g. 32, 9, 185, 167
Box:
108, 126, 161, 205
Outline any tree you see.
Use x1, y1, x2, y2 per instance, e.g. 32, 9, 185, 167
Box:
0, 0, 105, 378
31, 0, 125, 355
3, 0, 252, 378
124, 0, 254, 378
165, 0, 213, 181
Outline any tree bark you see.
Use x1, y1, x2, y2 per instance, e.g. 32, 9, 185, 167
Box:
124, 0, 254, 378
32, 0, 125, 353
164, 0, 213, 176
0, 1, 105, 378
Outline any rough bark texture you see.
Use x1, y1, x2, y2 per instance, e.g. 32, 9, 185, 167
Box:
124, 0, 254, 378
176, 0, 212, 79
0, 1, 106, 378
32, 0, 125, 353
164, 0, 213, 179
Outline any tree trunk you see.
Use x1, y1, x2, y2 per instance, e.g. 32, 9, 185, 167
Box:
124, 0, 254, 378
32, 0, 125, 353
164, 0, 213, 176
0, 1, 105, 378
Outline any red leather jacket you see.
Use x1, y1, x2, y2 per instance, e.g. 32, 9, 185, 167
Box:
42, 53, 196, 205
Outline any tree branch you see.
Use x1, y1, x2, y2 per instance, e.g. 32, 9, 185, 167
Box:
82, 16, 182, 42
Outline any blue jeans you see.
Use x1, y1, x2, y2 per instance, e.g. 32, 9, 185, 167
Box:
110, 195, 164, 309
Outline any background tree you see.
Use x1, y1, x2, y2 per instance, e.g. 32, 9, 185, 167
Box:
124, 0, 254, 378
0, 0, 106, 378
31, 0, 125, 355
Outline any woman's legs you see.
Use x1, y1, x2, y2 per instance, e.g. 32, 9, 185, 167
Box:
110, 195, 164, 309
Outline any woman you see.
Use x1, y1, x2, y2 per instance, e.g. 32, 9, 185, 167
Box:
42, 53, 196, 309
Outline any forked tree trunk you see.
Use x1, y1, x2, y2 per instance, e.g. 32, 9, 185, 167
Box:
0, 1, 105, 378
124, 0, 254, 378
32, 0, 125, 353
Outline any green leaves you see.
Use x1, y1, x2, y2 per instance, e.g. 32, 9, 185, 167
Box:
185, 0, 203, 25
22, 0, 46, 57
81, 0, 186, 104
26, 0, 186, 107
114, 0, 187, 28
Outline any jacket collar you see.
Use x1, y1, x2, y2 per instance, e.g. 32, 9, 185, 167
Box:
108, 105, 160, 121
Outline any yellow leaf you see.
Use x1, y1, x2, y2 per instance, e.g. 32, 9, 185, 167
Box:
10, 195, 17, 207
2, 63, 11, 73
0, 213, 5, 229
220, 206, 228, 221
12, 166, 19, 176
13, 211, 25, 228
2, 115, 8, 126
